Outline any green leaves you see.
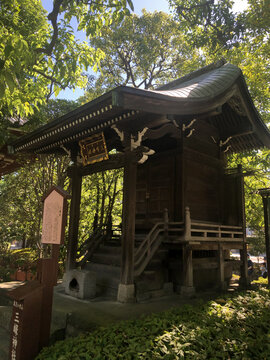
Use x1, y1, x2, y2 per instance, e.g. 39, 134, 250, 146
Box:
0, 0, 132, 133
167, 0, 270, 248
4, 44, 13, 58
0, 99, 77, 247
36, 287, 270, 360
0, 81, 5, 99
81, 9, 203, 104
4, 70, 16, 92
0, 59, 5, 70
126, 0, 134, 12
169, 0, 246, 52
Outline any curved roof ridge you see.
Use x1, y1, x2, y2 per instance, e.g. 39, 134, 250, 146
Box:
157, 58, 227, 91
147, 62, 241, 101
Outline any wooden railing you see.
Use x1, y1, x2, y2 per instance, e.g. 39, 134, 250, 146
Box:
134, 209, 185, 277
134, 207, 244, 276
77, 228, 106, 267
182, 206, 244, 242
134, 222, 164, 277
76, 223, 122, 267
76, 207, 244, 274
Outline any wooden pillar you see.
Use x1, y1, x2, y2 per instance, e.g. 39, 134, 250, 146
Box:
117, 141, 137, 302
184, 206, 191, 240
180, 245, 195, 296
218, 244, 227, 290
174, 135, 184, 222
240, 242, 249, 286
181, 133, 186, 222
120, 159, 137, 285
237, 165, 249, 287
66, 163, 82, 271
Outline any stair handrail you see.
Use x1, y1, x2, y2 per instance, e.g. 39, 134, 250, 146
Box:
134, 209, 186, 276
134, 223, 164, 277
77, 228, 106, 267
135, 222, 164, 262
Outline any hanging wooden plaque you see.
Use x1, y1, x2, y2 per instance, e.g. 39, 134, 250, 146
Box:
79, 132, 108, 166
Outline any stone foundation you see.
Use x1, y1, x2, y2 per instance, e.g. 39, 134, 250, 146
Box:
117, 284, 136, 303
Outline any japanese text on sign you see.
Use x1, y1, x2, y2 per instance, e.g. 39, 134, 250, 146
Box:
41, 190, 65, 245
79, 132, 108, 166
11, 304, 22, 360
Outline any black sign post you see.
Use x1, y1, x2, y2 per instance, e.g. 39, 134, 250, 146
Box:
8, 281, 43, 360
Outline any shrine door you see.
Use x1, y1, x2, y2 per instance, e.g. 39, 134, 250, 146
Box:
136, 155, 175, 229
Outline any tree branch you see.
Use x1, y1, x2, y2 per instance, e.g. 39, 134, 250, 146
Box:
32, 68, 64, 88
36, 0, 64, 55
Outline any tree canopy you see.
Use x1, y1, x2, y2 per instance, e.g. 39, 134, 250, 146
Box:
0, 0, 133, 123
81, 10, 203, 102
169, 0, 270, 114
168, 0, 270, 252
1, 1, 269, 254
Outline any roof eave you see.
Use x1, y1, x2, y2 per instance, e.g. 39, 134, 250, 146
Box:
111, 84, 238, 116
236, 76, 270, 149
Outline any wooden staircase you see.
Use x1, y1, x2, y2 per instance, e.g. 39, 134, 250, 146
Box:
81, 210, 185, 300
82, 207, 243, 300
84, 233, 172, 300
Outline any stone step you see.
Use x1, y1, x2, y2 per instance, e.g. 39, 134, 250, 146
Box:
85, 263, 120, 297
136, 282, 174, 302
85, 240, 169, 299
136, 267, 168, 293
144, 258, 163, 270
102, 240, 121, 247
98, 245, 121, 254
91, 253, 121, 266
156, 248, 168, 258
91, 250, 167, 269
85, 262, 121, 276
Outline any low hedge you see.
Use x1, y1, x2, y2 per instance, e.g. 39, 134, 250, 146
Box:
36, 286, 270, 359
0, 247, 38, 282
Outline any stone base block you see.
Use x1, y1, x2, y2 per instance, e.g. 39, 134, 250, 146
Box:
163, 282, 174, 294
178, 286, 195, 297
117, 283, 136, 303
220, 281, 228, 291
239, 276, 250, 289
65, 270, 96, 299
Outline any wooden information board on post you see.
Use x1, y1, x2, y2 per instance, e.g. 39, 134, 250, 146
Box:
41, 185, 69, 245
9, 186, 70, 360
39, 185, 70, 348
41, 186, 70, 282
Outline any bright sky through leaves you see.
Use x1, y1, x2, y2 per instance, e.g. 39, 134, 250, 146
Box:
41, 0, 248, 100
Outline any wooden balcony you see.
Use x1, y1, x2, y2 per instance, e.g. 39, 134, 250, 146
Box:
165, 207, 244, 247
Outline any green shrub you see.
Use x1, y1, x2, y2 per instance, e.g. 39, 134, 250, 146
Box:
36, 287, 270, 359
253, 276, 269, 285
0, 247, 38, 281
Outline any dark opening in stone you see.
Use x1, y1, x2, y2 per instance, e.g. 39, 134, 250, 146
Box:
69, 278, 79, 292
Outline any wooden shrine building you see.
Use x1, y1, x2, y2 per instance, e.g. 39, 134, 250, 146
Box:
10, 60, 270, 302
